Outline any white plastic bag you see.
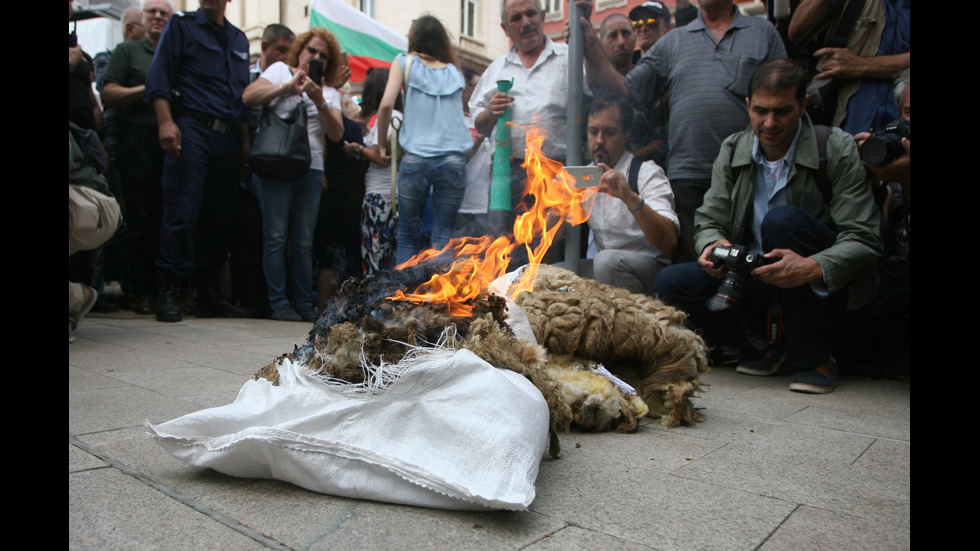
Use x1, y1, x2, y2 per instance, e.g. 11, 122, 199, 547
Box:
148, 348, 550, 510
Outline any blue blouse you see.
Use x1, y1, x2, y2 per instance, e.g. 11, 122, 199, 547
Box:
396, 53, 472, 157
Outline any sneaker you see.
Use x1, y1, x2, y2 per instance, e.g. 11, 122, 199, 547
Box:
270, 302, 302, 321
69, 285, 99, 340
737, 349, 786, 376
296, 305, 318, 323
789, 358, 838, 394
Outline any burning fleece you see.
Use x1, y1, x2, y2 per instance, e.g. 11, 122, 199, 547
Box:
255, 262, 709, 448
255, 126, 708, 450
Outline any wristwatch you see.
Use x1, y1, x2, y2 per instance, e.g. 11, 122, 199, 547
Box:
629, 196, 645, 213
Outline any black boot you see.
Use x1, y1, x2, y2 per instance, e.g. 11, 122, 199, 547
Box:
155, 271, 183, 323
195, 281, 253, 318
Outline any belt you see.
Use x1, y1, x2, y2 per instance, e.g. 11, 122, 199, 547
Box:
181, 109, 236, 134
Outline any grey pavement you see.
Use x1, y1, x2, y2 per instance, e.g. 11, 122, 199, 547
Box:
70, 311, 910, 550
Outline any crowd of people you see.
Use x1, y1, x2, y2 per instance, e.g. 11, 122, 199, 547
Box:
70, 0, 909, 392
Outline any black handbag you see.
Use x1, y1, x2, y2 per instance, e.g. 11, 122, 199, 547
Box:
249, 100, 311, 181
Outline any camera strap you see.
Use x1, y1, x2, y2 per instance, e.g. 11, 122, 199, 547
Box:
739, 297, 783, 353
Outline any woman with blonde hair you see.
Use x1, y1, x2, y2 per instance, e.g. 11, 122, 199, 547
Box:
376, 15, 472, 264
242, 28, 344, 321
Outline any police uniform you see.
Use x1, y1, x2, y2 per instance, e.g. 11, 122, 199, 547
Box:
145, 8, 249, 301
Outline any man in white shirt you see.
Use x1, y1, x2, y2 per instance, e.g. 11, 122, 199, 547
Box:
583, 96, 678, 294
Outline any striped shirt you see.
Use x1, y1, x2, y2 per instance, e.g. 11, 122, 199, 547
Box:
625, 10, 785, 180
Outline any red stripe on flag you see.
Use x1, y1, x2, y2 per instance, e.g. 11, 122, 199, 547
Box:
349, 56, 394, 83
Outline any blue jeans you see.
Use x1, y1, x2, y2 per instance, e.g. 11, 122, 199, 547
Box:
395, 152, 467, 265
253, 169, 322, 310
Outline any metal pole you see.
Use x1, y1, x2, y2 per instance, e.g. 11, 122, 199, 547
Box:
564, 0, 584, 273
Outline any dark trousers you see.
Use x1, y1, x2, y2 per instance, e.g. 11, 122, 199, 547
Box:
670, 177, 711, 264
118, 125, 164, 297
157, 117, 239, 285
654, 205, 851, 369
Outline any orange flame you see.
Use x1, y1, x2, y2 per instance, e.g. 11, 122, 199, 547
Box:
389, 127, 598, 314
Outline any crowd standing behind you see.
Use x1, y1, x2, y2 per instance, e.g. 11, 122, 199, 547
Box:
74, 0, 909, 385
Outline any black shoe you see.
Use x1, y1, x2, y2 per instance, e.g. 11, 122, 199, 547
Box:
155, 273, 183, 323
195, 288, 253, 318
710, 345, 743, 367
133, 295, 155, 315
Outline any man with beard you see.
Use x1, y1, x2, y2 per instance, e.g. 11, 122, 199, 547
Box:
582, 96, 678, 294
581, 0, 785, 263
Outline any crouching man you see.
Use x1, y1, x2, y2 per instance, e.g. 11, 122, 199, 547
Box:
653, 59, 881, 393
583, 96, 679, 294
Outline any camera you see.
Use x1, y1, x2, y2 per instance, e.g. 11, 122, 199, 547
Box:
860, 118, 910, 166
706, 244, 773, 311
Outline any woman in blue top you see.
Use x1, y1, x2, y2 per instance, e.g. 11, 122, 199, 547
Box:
377, 15, 473, 265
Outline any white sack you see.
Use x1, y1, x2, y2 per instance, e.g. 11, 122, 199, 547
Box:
148, 348, 550, 510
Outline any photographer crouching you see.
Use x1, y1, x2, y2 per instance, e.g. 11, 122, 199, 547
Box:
652, 59, 882, 394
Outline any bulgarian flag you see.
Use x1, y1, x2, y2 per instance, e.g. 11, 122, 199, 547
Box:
310, 0, 407, 82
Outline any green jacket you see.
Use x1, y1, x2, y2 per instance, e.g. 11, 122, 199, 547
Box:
694, 116, 882, 310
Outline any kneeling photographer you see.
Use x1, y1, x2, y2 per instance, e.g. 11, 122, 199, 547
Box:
652, 59, 882, 394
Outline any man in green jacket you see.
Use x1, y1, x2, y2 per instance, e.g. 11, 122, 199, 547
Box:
653, 59, 882, 394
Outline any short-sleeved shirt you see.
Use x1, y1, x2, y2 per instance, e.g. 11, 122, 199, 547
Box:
258, 61, 341, 171
625, 9, 786, 181
104, 38, 158, 129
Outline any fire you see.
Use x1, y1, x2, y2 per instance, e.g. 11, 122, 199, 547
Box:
389, 127, 598, 314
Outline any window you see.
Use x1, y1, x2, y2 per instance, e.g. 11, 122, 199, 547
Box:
461, 0, 477, 37
359, 0, 374, 18
543, 0, 564, 22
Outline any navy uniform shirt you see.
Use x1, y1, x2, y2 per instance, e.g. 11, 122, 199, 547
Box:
146, 9, 250, 124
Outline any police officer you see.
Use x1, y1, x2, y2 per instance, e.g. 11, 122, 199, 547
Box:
146, 0, 251, 322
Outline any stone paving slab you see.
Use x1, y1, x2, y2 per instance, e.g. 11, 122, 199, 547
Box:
69, 314, 910, 550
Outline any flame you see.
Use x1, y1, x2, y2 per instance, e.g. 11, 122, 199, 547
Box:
389, 127, 598, 314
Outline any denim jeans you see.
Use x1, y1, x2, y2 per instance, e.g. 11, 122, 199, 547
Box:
253, 168, 322, 310
395, 152, 466, 265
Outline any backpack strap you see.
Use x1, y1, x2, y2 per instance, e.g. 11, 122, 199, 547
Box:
627, 155, 643, 194
811, 124, 833, 205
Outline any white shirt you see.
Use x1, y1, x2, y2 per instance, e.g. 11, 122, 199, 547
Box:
468, 38, 588, 161
363, 110, 402, 196
258, 61, 341, 171
587, 151, 678, 259
459, 113, 492, 213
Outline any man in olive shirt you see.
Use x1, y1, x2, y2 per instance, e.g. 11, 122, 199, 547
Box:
102, 0, 173, 314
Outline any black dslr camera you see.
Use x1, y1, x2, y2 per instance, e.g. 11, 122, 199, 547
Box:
860, 118, 910, 166
706, 244, 774, 311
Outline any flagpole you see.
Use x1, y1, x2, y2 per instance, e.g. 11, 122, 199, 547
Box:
564, 0, 584, 273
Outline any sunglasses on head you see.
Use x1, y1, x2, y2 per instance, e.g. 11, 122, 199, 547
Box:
306, 46, 330, 61
632, 18, 659, 28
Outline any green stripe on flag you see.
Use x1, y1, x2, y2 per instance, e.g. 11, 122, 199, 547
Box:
311, 11, 404, 63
